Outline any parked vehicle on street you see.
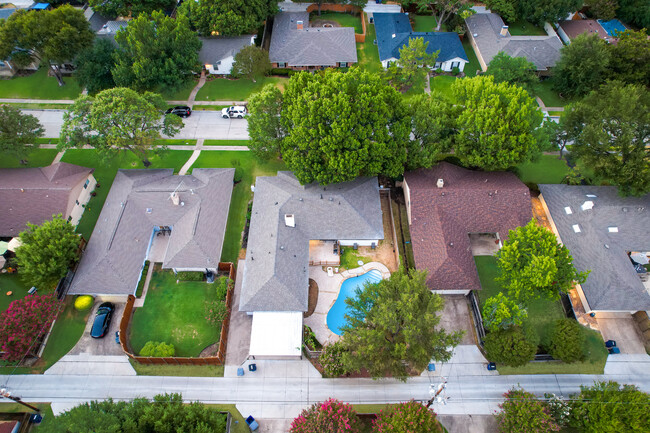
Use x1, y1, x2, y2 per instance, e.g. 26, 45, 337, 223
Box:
90, 302, 115, 339
221, 106, 247, 119
165, 105, 192, 118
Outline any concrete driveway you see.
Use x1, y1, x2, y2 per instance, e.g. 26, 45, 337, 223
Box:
68, 301, 125, 356
440, 295, 477, 345
22, 109, 250, 140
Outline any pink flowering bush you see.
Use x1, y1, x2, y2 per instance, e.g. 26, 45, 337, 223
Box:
0, 294, 62, 362
373, 400, 443, 433
290, 398, 364, 433
496, 387, 560, 433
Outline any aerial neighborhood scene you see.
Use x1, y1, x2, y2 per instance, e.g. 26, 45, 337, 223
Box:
0, 0, 648, 431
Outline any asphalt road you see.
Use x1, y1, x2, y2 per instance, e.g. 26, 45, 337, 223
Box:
23, 109, 250, 140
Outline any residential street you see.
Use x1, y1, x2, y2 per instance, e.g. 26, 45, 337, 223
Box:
22, 109, 250, 140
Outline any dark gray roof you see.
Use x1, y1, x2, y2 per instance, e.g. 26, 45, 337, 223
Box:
539, 185, 650, 311
466, 13, 562, 71
70, 169, 234, 296
84, 8, 110, 32
269, 12, 357, 66
198, 36, 253, 64
239, 172, 384, 312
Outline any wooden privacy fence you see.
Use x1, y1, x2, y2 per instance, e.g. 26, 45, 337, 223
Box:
119, 262, 235, 366
305, 4, 367, 42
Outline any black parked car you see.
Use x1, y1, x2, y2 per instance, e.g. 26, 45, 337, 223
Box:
165, 105, 192, 118
90, 302, 115, 339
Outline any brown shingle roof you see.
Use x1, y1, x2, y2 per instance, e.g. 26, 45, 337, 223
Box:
0, 162, 94, 236
558, 20, 610, 41
404, 163, 532, 291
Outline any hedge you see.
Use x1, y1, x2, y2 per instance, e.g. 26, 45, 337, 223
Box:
176, 271, 205, 281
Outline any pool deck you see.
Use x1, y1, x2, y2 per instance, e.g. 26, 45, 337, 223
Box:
304, 262, 390, 346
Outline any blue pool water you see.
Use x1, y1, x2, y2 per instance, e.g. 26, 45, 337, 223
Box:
597, 19, 627, 37
327, 269, 383, 335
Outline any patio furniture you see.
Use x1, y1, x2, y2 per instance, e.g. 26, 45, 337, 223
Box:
246, 415, 259, 431
605, 340, 617, 348
248, 363, 257, 372
237, 368, 245, 376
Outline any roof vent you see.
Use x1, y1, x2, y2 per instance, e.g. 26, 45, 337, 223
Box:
437, 178, 444, 188
284, 214, 295, 228
586, 194, 597, 198
608, 227, 618, 233
581, 201, 594, 211
564, 206, 572, 215
146, 208, 152, 214
572, 224, 581, 233
500, 25, 509, 36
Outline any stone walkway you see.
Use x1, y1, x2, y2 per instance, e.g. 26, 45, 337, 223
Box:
187, 71, 206, 109
133, 264, 155, 308
179, 138, 204, 175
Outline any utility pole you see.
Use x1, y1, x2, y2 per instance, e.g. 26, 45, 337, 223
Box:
0, 388, 40, 412
426, 379, 448, 408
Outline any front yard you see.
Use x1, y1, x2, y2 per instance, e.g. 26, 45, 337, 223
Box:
195, 76, 288, 102
0, 148, 58, 168
0, 68, 82, 100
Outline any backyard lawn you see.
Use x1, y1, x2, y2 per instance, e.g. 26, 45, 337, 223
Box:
0, 148, 57, 168
506, 20, 547, 36
0, 68, 82, 99
311, 11, 362, 34
0, 273, 31, 312
411, 14, 438, 32
195, 76, 288, 101
430, 75, 457, 100
461, 39, 481, 77
128, 267, 222, 357
189, 151, 286, 263
533, 80, 575, 107
61, 149, 192, 241
356, 15, 382, 73
515, 154, 570, 185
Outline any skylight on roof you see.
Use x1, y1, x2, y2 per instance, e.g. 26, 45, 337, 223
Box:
573, 224, 581, 233
564, 206, 572, 214
608, 227, 618, 233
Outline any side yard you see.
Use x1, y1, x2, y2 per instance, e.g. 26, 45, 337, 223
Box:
356, 14, 381, 73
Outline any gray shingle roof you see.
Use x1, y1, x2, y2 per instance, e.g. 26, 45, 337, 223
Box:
239, 172, 384, 312
0, 163, 94, 237
466, 13, 562, 71
539, 185, 650, 311
69, 168, 234, 296
198, 36, 253, 64
269, 12, 357, 66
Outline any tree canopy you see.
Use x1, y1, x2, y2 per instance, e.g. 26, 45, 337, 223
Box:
484, 0, 519, 22
484, 326, 537, 367
496, 219, 588, 303
88, 0, 176, 19
586, 0, 618, 20
178, 0, 279, 36
386, 37, 438, 92
280, 69, 410, 185
0, 5, 94, 85
482, 292, 528, 332
517, 0, 583, 26
59, 87, 183, 167
0, 104, 44, 161
553, 33, 611, 98
291, 399, 364, 433
374, 401, 444, 433
402, 0, 473, 31
407, 94, 457, 170
75, 38, 116, 95
563, 81, 650, 196
338, 268, 462, 381
231, 45, 271, 82
113, 11, 201, 92
549, 318, 585, 363
608, 29, 650, 87
452, 76, 544, 170
485, 51, 538, 93
496, 387, 561, 433
15, 215, 80, 290
618, 0, 650, 30
247, 83, 285, 160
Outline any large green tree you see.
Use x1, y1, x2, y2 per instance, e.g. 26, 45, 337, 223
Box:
567, 381, 650, 433
608, 30, 650, 87
496, 387, 561, 433
178, 0, 278, 36
247, 83, 285, 160
0, 5, 94, 86
386, 37, 438, 92
517, 0, 583, 26
280, 69, 410, 185
618, 0, 650, 30
553, 33, 611, 98
75, 38, 116, 95
452, 76, 544, 170
39, 393, 227, 433
563, 81, 649, 196
549, 318, 585, 363
15, 215, 79, 290
0, 104, 44, 161
482, 292, 528, 332
407, 94, 456, 170
484, 0, 519, 22
59, 87, 183, 167
402, 0, 473, 31
231, 45, 271, 82
485, 51, 538, 93
496, 219, 588, 303
88, 0, 176, 19
113, 11, 201, 92
339, 268, 462, 381
586, 0, 618, 20
484, 326, 537, 367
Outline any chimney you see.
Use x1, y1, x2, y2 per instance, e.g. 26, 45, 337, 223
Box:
581, 201, 594, 211
171, 192, 180, 206
297, 20, 303, 30
284, 214, 295, 227
500, 25, 509, 36
437, 179, 444, 189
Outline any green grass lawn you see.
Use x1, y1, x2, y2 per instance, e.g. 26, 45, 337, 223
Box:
128, 267, 222, 357
404, 73, 427, 96
461, 39, 482, 77
430, 75, 457, 100
5, 102, 72, 110
192, 105, 229, 111
0, 148, 57, 168
311, 11, 362, 33
356, 16, 382, 73
0, 68, 82, 99
129, 359, 224, 377
412, 14, 438, 32
0, 273, 31, 312
0, 296, 90, 374
196, 76, 288, 102
206, 404, 250, 433
515, 154, 570, 185
189, 151, 286, 263
0, 403, 55, 429
61, 149, 192, 241
159, 79, 197, 101
153, 139, 196, 146
340, 249, 371, 270
203, 140, 249, 146
506, 20, 547, 36
533, 80, 575, 107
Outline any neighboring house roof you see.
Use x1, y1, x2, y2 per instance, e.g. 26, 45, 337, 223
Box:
405, 163, 532, 291
84, 7, 110, 33
466, 13, 562, 71
0, 162, 94, 237
69, 168, 234, 296
373, 13, 468, 63
97, 20, 128, 35
269, 12, 357, 66
558, 19, 610, 41
0, 8, 17, 20
539, 185, 650, 312
198, 36, 253, 65
364, 3, 402, 15
239, 172, 384, 312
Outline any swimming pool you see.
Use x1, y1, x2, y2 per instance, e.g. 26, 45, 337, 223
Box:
326, 269, 382, 336
597, 19, 627, 37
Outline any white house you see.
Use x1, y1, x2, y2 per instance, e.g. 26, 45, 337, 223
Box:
199, 36, 255, 75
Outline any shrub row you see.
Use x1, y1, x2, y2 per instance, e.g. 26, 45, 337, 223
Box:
176, 271, 205, 281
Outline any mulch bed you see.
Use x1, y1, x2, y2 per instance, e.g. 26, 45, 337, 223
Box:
199, 342, 218, 357
304, 279, 319, 318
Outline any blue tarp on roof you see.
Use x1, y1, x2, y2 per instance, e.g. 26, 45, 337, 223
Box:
30, 3, 50, 10
373, 13, 468, 63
